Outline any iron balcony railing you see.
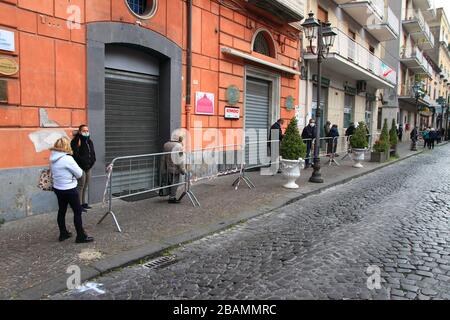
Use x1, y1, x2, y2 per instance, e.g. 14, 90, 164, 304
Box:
329, 28, 397, 85
385, 6, 400, 36
369, 0, 385, 19
401, 46, 432, 77
404, 8, 435, 47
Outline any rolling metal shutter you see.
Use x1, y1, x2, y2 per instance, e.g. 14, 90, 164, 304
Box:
105, 68, 160, 197
245, 77, 270, 166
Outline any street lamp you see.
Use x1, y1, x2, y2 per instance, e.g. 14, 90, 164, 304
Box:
301, 12, 337, 183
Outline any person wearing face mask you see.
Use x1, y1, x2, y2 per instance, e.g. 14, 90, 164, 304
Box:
71, 124, 96, 211
301, 119, 317, 168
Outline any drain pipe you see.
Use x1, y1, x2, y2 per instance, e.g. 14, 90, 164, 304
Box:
186, 0, 193, 133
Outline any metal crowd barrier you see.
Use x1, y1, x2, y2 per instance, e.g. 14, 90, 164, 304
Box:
98, 133, 378, 232
98, 150, 199, 232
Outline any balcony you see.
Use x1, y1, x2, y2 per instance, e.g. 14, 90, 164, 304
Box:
303, 28, 396, 89
400, 46, 432, 77
246, 0, 304, 23
402, 9, 435, 50
366, 7, 400, 42
412, 0, 432, 11
335, 0, 384, 27
398, 84, 431, 107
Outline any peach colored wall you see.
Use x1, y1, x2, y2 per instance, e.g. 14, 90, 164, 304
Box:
0, 0, 301, 167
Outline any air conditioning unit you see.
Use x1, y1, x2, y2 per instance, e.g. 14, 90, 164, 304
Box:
357, 80, 367, 93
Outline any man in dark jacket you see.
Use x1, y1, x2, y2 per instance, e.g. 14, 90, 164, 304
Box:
268, 119, 284, 161
345, 122, 356, 137
71, 125, 96, 210
269, 119, 284, 142
302, 119, 316, 168
398, 124, 403, 142
410, 126, 418, 151
329, 124, 340, 155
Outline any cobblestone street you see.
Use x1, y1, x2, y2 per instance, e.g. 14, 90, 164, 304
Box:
54, 144, 450, 300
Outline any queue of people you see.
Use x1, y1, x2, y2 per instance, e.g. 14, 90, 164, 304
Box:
269, 118, 341, 169
420, 127, 444, 150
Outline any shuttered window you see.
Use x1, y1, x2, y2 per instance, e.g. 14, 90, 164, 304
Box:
245, 77, 270, 166
105, 68, 160, 196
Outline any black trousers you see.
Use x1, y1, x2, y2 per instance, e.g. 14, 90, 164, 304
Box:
305, 141, 312, 166
54, 187, 84, 237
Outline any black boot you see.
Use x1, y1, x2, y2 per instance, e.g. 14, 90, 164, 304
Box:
75, 231, 94, 243
59, 232, 73, 242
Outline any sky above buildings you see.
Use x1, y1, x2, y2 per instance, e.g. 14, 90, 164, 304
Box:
435, 0, 450, 18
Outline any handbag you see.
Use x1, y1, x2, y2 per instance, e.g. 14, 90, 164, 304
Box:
38, 156, 64, 191
38, 168, 53, 191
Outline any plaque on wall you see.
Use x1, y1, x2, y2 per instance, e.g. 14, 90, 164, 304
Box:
286, 95, 294, 111
0, 57, 19, 76
226, 85, 240, 105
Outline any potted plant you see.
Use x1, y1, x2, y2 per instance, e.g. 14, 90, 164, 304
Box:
280, 117, 306, 189
389, 119, 399, 157
371, 119, 389, 162
349, 121, 369, 168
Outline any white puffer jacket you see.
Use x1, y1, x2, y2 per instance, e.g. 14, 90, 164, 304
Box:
50, 151, 83, 190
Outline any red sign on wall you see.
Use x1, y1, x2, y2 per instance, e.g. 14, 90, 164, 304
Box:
224, 107, 240, 120
195, 92, 215, 115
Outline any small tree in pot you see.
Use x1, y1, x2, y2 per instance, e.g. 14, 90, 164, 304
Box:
280, 117, 306, 189
350, 121, 368, 168
389, 119, 399, 157
370, 119, 389, 162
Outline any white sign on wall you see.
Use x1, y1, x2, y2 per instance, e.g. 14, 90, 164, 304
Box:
0, 29, 15, 52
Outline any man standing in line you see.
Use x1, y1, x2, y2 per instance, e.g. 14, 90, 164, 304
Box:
302, 119, 317, 168
162, 131, 186, 204
71, 124, 96, 211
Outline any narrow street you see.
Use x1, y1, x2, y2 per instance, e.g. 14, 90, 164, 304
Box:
54, 144, 450, 300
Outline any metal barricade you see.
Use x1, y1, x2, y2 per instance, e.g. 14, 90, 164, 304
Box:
98, 150, 198, 232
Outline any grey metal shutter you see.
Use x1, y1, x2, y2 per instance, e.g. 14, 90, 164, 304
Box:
105, 69, 160, 197
245, 77, 270, 166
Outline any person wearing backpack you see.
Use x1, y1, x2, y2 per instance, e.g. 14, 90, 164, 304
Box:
50, 137, 94, 243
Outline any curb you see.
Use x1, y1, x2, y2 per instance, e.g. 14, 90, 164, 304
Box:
14, 145, 437, 299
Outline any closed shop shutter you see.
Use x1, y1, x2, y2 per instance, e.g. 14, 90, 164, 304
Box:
105, 68, 160, 196
245, 77, 270, 166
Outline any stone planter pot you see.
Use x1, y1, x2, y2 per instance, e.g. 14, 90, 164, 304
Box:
352, 148, 367, 168
280, 157, 304, 189
370, 150, 388, 163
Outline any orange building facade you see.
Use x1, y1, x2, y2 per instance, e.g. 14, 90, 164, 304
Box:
0, 0, 302, 221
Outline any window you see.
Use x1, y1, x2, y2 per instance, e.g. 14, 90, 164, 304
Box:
125, 0, 157, 19
365, 99, 373, 132
252, 30, 276, 58
377, 108, 382, 130
344, 94, 354, 128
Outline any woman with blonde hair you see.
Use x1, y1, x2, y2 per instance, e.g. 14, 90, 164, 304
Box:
50, 137, 94, 243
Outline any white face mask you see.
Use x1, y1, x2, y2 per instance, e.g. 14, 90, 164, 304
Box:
310, 123, 315, 127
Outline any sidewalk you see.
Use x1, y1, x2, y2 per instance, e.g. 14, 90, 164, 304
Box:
0, 141, 444, 299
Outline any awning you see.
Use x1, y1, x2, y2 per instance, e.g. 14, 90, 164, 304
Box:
221, 47, 301, 75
